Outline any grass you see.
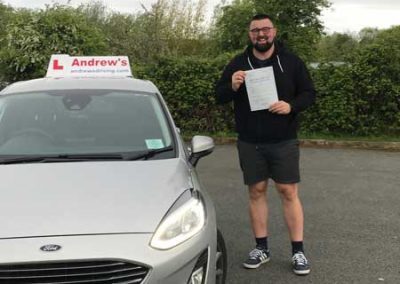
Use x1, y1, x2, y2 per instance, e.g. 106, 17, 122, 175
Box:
182, 131, 400, 143
298, 132, 400, 142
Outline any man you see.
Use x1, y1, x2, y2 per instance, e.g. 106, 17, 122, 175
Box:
215, 14, 316, 275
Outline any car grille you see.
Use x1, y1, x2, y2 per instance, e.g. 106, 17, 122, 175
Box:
0, 260, 149, 284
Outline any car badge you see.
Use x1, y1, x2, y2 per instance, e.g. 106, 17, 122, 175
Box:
40, 244, 62, 252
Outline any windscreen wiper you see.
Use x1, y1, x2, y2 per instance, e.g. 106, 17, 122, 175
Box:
123, 146, 174, 161
0, 153, 124, 164
0, 147, 174, 164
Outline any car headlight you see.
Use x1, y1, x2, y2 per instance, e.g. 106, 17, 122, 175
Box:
150, 192, 206, 250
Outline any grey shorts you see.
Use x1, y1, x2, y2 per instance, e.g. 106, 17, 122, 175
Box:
237, 139, 300, 185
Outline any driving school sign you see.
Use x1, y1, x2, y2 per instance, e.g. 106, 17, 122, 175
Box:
46, 55, 132, 78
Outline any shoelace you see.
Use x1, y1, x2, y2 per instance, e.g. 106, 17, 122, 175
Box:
249, 248, 266, 260
292, 253, 308, 265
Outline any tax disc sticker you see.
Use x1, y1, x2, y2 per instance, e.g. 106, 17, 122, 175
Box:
145, 139, 164, 149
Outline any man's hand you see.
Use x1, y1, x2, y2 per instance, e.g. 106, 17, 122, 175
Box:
269, 101, 291, 114
232, 71, 246, 92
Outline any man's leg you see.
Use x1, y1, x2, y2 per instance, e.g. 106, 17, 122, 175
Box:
237, 140, 271, 268
274, 182, 303, 241
275, 182, 310, 275
248, 180, 269, 238
242, 180, 271, 269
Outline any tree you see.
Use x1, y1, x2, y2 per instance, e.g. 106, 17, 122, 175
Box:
134, 0, 209, 61
80, 0, 210, 63
0, 1, 13, 86
210, 0, 256, 52
314, 32, 359, 62
210, 0, 330, 61
78, 0, 109, 26
358, 27, 380, 45
0, 4, 108, 82
0, 1, 12, 39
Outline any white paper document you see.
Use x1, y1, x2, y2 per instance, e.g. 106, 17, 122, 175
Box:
245, 67, 279, 111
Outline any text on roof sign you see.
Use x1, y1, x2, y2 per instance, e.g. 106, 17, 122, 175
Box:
46, 55, 133, 78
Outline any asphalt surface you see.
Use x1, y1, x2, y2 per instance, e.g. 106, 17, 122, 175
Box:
196, 144, 400, 284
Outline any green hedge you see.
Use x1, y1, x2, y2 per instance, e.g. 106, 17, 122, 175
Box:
2, 54, 398, 137
135, 53, 399, 137
0, 6, 108, 82
134, 55, 236, 134
304, 63, 357, 134
304, 44, 399, 136
1, 5, 398, 137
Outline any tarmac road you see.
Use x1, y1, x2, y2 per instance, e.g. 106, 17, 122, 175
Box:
196, 144, 400, 284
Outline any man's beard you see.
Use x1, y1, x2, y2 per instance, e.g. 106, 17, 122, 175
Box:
253, 39, 274, 53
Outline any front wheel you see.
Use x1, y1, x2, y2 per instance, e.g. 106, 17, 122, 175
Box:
215, 229, 227, 284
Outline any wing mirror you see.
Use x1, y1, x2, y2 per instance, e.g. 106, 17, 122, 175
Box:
189, 135, 214, 167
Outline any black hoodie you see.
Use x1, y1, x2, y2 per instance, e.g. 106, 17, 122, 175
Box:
215, 43, 316, 143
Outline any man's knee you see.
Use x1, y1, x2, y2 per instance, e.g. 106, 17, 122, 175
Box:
249, 181, 267, 200
276, 183, 298, 202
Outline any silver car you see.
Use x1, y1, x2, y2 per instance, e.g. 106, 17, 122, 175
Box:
0, 76, 227, 283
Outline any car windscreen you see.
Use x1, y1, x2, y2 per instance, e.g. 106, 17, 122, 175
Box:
0, 90, 175, 159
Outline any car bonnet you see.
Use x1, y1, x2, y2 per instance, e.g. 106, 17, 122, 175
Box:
0, 158, 193, 239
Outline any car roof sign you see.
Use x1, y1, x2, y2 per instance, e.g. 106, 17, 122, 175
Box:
46, 55, 133, 78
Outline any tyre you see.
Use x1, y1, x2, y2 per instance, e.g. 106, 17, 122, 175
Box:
215, 229, 227, 284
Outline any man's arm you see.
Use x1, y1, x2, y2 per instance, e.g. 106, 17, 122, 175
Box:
215, 62, 245, 104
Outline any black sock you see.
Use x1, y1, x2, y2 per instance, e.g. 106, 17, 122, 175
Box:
291, 241, 304, 255
256, 237, 268, 250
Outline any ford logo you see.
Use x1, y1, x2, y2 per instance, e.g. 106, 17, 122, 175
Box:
40, 244, 62, 252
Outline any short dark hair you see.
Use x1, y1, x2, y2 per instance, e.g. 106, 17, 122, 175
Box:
250, 14, 274, 24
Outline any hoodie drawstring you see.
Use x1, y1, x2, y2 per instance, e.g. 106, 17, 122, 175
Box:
277, 55, 284, 73
247, 55, 284, 73
247, 56, 255, 70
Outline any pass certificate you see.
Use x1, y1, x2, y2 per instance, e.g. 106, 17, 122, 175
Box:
245, 67, 279, 111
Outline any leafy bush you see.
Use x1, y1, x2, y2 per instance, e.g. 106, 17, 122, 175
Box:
0, 2, 398, 137
0, 5, 108, 82
349, 43, 399, 135
135, 54, 235, 134
301, 26, 399, 136
136, 50, 399, 136
303, 63, 356, 134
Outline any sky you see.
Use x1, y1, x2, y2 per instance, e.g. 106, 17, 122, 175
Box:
3, 0, 400, 34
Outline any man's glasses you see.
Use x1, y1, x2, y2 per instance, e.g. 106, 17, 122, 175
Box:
250, 27, 274, 34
